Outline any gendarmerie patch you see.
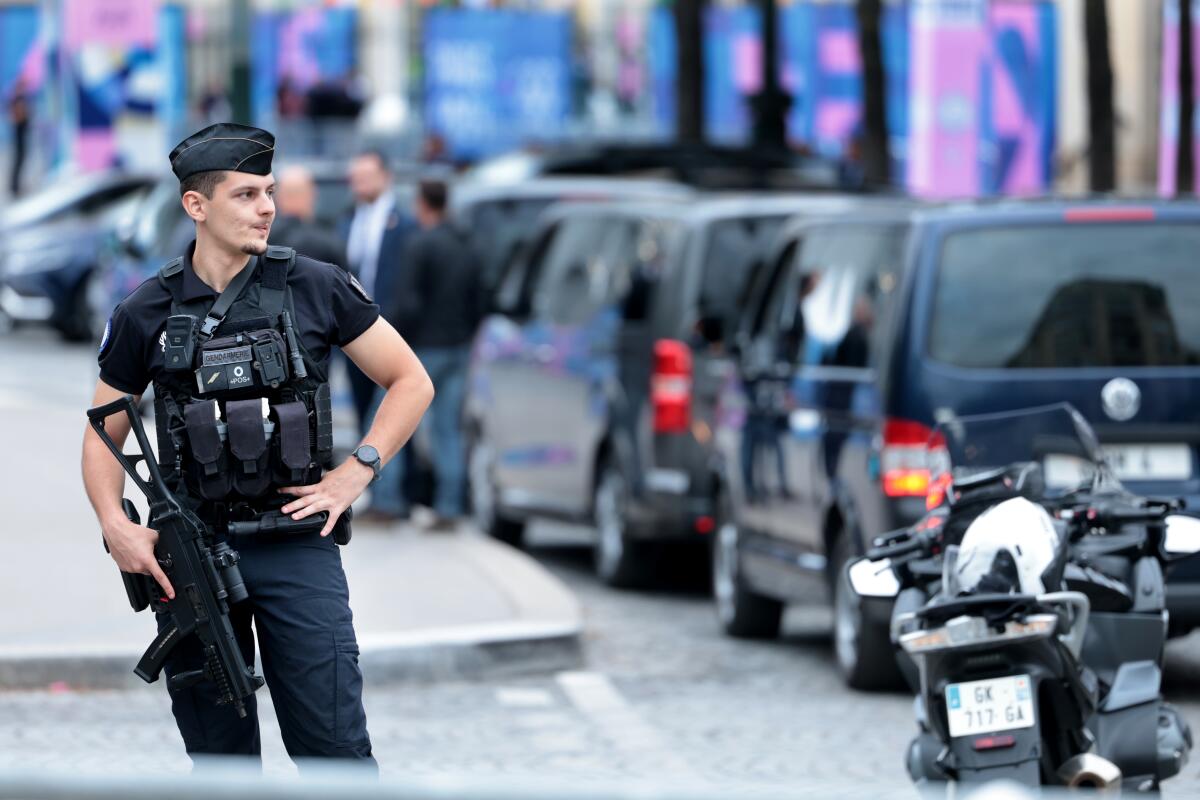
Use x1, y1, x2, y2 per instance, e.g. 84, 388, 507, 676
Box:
348, 273, 372, 303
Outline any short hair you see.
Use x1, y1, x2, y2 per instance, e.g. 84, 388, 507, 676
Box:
418, 179, 448, 213
355, 148, 391, 174
179, 170, 227, 199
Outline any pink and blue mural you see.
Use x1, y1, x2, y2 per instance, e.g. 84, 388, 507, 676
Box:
648, 0, 1056, 198
981, 0, 1057, 195
2, 1, 185, 171
1158, 0, 1200, 195
423, 9, 572, 159
0, 4, 42, 144
250, 6, 357, 127
910, 0, 1056, 197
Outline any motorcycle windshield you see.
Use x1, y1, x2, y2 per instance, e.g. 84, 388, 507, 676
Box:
929, 403, 1115, 499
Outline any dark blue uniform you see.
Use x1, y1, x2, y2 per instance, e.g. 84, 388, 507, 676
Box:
98, 242, 379, 767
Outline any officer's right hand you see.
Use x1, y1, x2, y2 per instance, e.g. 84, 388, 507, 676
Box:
102, 518, 176, 600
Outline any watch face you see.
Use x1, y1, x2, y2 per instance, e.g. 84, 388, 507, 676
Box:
357, 445, 379, 464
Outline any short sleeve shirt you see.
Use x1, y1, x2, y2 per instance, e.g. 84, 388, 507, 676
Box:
98, 241, 379, 395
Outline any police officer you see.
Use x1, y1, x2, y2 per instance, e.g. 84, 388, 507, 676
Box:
80, 123, 434, 767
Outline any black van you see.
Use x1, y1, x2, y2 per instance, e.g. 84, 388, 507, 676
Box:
712, 199, 1200, 688
464, 194, 856, 586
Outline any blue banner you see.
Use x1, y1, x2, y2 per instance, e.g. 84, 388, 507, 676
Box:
251, 7, 357, 127
424, 9, 571, 159
0, 4, 39, 144
704, 5, 761, 144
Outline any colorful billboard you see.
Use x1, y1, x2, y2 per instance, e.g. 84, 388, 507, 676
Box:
251, 7, 357, 128
60, 0, 187, 172
424, 9, 571, 159
1158, 0, 1200, 195
907, 0, 1056, 197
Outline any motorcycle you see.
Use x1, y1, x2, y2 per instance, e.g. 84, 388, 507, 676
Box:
845, 404, 1199, 791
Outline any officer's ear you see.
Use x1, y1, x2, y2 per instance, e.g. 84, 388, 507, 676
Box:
179, 171, 229, 223
181, 189, 208, 223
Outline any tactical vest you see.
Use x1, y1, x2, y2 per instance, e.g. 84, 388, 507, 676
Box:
151, 246, 334, 506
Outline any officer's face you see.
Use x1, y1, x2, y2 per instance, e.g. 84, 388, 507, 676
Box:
193, 172, 277, 256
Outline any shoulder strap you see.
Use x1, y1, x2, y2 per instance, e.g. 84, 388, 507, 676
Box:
197, 257, 261, 340
156, 257, 185, 296
257, 246, 295, 318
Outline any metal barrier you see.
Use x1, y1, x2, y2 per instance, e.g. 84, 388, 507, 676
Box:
0, 763, 1048, 800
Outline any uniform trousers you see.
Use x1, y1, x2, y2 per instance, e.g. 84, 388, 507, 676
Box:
156, 527, 376, 769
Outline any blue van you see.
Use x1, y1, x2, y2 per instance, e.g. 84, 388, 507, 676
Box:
712, 199, 1200, 689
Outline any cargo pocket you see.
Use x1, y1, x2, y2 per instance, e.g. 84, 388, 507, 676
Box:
227, 398, 272, 497
183, 400, 231, 500
333, 622, 368, 748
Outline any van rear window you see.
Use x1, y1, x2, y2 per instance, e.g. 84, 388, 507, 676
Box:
928, 223, 1200, 369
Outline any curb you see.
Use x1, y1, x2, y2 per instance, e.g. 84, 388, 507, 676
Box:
0, 620, 583, 692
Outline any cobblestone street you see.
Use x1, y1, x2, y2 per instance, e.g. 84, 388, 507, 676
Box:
3, 335, 1200, 797
4, 519, 1200, 795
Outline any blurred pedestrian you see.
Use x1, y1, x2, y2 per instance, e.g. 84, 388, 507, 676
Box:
342, 150, 418, 522
276, 75, 306, 120
271, 165, 346, 267
420, 132, 449, 166
389, 180, 484, 530
197, 81, 230, 126
7, 79, 30, 197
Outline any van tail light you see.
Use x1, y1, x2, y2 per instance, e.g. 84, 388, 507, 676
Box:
652, 339, 692, 434
882, 418, 935, 498
1063, 207, 1155, 223
973, 734, 1017, 751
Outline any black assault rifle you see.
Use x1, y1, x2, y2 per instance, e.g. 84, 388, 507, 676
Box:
87, 395, 264, 718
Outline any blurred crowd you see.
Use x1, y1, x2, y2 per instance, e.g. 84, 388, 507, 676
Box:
268, 155, 481, 530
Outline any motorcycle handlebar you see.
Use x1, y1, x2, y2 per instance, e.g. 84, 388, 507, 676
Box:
1085, 502, 1176, 529
866, 536, 926, 562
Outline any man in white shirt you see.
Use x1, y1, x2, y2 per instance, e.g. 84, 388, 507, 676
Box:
341, 150, 418, 522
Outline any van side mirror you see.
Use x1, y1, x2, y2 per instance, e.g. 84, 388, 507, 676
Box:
115, 215, 143, 259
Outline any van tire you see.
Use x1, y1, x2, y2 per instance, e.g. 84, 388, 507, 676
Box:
592, 456, 648, 587
468, 434, 525, 547
830, 529, 902, 690
712, 488, 783, 638
57, 276, 98, 342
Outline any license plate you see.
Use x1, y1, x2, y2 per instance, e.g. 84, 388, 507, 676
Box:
1103, 444, 1193, 482
1045, 444, 1193, 488
945, 675, 1035, 738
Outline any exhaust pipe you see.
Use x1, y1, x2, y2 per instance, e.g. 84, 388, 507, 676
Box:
1056, 753, 1122, 792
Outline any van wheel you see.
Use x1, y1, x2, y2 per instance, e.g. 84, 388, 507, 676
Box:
831, 529, 902, 690
592, 457, 647, 588
57, 275, 99, 342
468, 434, 524, 547
712, 489, 782, 638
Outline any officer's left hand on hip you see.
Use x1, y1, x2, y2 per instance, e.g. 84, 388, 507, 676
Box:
279, 462, 373, 537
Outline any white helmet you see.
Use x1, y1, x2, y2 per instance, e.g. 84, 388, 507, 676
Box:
952, 497, 1060, 596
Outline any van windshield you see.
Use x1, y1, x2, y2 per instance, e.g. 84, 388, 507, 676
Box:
928, 222, 1200, 369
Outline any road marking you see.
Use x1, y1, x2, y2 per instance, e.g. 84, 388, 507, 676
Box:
556, 670, 698, 777
495, 687, 555, 708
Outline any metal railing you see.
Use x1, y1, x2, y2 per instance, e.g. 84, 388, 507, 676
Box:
0, 763, 1049, 800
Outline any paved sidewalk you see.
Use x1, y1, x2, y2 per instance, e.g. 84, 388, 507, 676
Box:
0, 330, 582, 689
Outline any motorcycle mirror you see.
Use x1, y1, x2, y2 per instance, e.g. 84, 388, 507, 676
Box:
846, 557, 900, 598
1164, 515, 1200, 557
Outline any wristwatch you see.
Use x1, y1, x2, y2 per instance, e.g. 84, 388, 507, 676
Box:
351, 445, 382, 483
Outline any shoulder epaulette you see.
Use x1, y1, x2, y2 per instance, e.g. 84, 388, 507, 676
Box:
158, 257, 185, 278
